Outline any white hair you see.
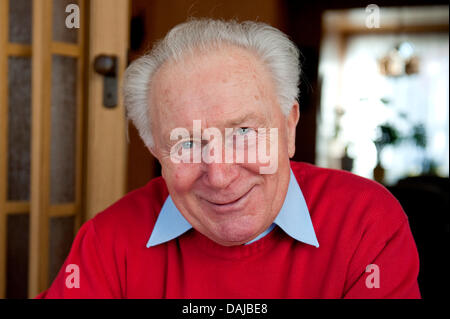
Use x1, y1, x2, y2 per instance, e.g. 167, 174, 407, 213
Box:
123, 18, 301, 148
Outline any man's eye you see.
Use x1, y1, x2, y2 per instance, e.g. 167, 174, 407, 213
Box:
237, 127, 252, 135
181, 141, 194, 149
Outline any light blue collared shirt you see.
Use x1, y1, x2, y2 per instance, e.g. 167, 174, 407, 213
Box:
147, 169, 319, 248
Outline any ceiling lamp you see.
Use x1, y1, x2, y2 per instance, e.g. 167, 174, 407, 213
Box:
379, 42, 419, 77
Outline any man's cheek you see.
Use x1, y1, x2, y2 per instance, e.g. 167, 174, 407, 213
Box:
166, 164, 201, 189
257, 129, 280, 175
239, 162, 263, 175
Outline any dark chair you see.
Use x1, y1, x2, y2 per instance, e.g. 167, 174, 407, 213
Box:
388, 176, 449, 300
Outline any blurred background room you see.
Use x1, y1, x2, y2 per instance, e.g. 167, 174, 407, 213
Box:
0, 0, 448, 299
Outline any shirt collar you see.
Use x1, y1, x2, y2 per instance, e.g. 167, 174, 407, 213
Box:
147, 169, 319, 248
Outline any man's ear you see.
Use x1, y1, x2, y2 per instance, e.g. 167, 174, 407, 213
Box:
148, 145, 159, 160
287, 102, 300, 158
148, 145, 166, 178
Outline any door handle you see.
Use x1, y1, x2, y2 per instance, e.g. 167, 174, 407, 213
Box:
94, 54, 118, 108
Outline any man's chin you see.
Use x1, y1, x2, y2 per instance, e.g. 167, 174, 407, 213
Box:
207, 226, 262, 246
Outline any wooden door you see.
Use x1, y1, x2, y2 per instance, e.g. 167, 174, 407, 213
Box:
0, 0, 129, 298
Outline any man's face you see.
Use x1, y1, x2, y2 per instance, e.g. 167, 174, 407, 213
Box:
149, 46, 299, 246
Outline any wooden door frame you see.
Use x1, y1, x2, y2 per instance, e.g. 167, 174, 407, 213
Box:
84, 0, 130, 221
28, 0, 89, 298
26, 0, 129, 298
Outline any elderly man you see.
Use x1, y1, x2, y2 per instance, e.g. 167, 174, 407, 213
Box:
37, 19, 420, 298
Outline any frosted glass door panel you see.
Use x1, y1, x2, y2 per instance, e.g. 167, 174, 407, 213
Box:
6, 213, 30, 299
50, 55, 77, 204
8, 0, 32, 44
52, 0, 79, 43
48, 216, 75, 284
7, 57, 32, 201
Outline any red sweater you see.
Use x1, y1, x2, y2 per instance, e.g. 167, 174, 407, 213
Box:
36, 162, 420, 298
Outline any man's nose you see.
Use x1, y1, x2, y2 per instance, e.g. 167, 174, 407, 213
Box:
203, 162, 239, 189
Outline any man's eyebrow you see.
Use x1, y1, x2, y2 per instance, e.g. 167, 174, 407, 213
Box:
227, 113, 265, 126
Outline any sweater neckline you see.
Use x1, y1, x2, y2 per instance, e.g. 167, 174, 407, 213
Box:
183, 226, 283, 260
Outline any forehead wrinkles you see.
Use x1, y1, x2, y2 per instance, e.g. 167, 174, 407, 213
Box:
160, 46, 273, 91
149, 46, 278, 128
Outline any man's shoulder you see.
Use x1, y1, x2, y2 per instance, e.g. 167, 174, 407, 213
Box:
290, 161, 407, 226
88, 176, 169, 241
291, 160, 375, 184
290, 161, 397, 199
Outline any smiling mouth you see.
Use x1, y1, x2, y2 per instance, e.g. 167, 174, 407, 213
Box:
202, 186, 255, 211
